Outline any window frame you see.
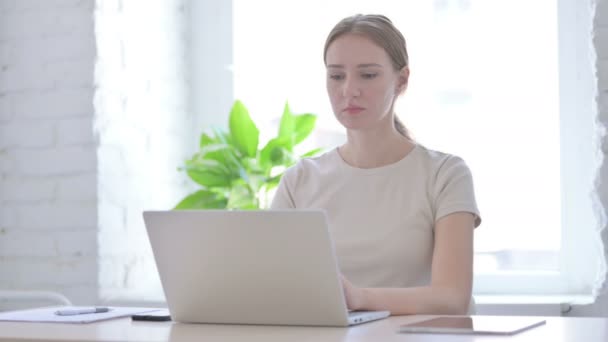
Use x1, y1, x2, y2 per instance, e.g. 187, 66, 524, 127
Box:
192, 0, 603, 301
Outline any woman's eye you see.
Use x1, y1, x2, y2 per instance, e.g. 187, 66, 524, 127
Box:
329, 74, 345, 81
362, 73, 377, 79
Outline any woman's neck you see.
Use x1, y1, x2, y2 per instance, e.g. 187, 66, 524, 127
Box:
339, 127, 415, 169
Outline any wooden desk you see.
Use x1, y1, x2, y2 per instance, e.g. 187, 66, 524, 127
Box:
0, 315, 606, 342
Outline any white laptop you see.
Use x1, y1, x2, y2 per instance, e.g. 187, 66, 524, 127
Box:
142, 209, 390, 326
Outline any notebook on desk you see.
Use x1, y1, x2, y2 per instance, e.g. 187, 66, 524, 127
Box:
143, 210, 390, 327
0, 306, 158, 324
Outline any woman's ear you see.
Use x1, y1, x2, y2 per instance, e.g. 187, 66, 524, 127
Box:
396, 66, 410, 95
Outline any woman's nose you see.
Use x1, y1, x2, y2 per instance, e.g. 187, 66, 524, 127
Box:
342, 78, 361, 98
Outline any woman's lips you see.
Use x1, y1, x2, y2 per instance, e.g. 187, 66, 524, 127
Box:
343, 106, 364, 114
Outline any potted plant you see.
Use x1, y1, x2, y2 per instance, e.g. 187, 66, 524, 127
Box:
175, 100, 322, 210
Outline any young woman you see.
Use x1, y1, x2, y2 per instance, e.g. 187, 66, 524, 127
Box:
271, 14, 481, 315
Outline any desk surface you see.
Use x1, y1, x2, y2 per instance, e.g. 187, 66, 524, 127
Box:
0, 315, 607, 342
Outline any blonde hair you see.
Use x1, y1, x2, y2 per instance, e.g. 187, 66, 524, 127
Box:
324, 14, 411, 139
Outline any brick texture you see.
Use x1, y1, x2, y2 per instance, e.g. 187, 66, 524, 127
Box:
0, 0, 97, 309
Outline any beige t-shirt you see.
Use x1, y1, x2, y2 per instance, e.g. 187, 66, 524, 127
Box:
271, 144, 481, 291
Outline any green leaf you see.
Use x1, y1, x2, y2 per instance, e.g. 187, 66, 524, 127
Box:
271, 147, 287, 164
185, 159, 232, 187
300, 147, 323, 158
186, 169, 230, 188
278, 102, 295, 149
278, 148, 298, 167
199, 132, 218, 148
174, 190, 228, 209
210, 127, 231, 146
265, 174, 283, 191
176, 99, 323, 212
198, 143, 243, 176
226, 183, 258, 209
199, 143, 232, 162
203, 137, 250, 182
229, 100, 259, 158
260, 137, 290, 170
246, 173, 266, 194
293, 114, 317, 145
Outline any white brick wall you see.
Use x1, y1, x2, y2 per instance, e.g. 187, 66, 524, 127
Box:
13, 88, 94, 118
0, 94, 11, 122
1, 0, 192, 308
0, 0, 97, 309
0, 120, 54, 148
94, 0, 193, 302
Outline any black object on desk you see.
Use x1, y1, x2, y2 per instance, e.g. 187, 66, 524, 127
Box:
131, 309, 171, 322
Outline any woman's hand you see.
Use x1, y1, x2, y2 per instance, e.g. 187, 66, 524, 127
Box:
340, 274, 366, 311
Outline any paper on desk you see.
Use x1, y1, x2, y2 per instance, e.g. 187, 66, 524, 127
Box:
0, 306, 161, 324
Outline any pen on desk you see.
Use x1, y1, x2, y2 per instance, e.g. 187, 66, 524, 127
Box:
55, 307, 111, 316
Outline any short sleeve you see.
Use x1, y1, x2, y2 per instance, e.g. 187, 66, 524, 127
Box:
433, 156, 481, 228
270, 166, 297, 209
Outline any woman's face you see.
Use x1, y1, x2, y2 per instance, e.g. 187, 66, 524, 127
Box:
325, 33, 408, 132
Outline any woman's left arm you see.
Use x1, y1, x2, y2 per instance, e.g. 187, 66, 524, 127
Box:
342, 211, 475, 315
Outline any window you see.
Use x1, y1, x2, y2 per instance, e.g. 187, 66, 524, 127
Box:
192, 0, 603, 299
